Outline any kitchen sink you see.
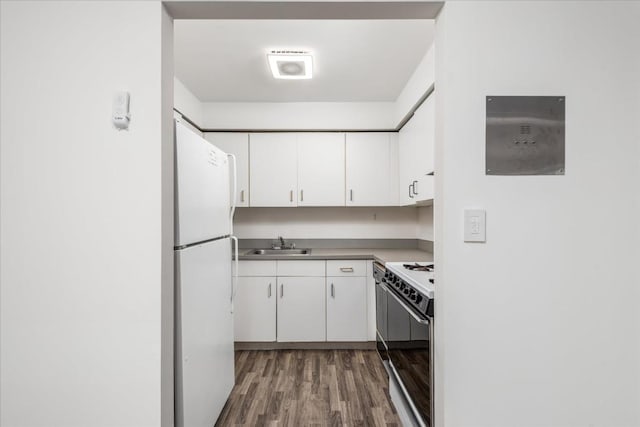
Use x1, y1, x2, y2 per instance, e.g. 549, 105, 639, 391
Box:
250, 248, 312, 255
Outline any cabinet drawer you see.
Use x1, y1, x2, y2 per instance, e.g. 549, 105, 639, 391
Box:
326, 260, 367, 277
277, 260, 326, 277
236, 260, 277, 277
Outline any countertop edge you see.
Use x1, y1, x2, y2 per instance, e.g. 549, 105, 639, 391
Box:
238, 249, 433, 265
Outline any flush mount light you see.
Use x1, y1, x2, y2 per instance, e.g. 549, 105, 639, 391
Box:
267, 50, 313, 80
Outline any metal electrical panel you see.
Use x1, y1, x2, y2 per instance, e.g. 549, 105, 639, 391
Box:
486, 96, 565, 175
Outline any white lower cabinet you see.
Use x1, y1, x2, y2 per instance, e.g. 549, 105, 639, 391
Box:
235, 260, 371, 343
277, 277, 326, 342
326, 277, 368, 341
234, 276, 276, 342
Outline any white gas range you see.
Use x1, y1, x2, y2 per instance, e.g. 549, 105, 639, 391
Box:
385, 262, 434, 299
384, 262, 434, 318
375, 260, 435, 427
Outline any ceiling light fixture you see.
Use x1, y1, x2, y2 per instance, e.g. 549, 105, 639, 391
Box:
267, 50, 313, 80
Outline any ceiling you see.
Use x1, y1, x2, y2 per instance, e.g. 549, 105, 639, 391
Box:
174, 19, 434, 103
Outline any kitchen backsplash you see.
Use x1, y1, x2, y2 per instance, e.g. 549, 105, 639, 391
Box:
233, 206, 433, 240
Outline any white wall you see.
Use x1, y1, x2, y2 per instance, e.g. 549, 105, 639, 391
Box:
435, 2, 640, 427
201, 101, 396, 130
174, 76, 203, 128
234, 207, 420, 239
160, 6, 175, 427
0, 2, 173, 426
416, 205, 434, 241
394, 43, 435, 125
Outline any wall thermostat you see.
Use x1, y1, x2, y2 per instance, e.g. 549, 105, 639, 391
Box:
112, 91, 131, 130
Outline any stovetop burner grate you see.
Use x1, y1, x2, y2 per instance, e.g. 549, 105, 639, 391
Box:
402, 263, 434, 272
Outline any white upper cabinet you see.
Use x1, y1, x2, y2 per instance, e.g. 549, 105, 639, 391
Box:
413, 95, 435, 203
249, 133, 298, 207
249, 133, 345, 207
297, 133, 345, 207
345, 133, 399, 206
399, 114, 418, 205
398, 94, 435, 205
204, 133, 250, 207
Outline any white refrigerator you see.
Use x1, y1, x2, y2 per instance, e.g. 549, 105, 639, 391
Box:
174, 121, 237, 427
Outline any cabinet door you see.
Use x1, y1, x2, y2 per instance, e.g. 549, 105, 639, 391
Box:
297, 133, 345, 206
250, 133, 298, 207
277, 277, 326, 342
326, 277, 368, 341
413, 96, 435, 203
397, 96, 435, 204
233, 277, 276, 342
398, 113, 419, 206
345, 133, 398, 206
204, 133, 250, 207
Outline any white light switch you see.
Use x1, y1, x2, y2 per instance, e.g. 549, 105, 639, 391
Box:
112, 91, 131, 130
464, 209, 486, 242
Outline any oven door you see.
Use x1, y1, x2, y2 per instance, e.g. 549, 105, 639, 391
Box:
384, 284, 433, 427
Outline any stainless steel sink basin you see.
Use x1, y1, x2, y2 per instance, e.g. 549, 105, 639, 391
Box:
250, 248, 311, 255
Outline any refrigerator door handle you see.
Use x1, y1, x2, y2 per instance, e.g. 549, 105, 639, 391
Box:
227, 153, 237, 232
228, 154, 238, 313
230, 235, 239, 313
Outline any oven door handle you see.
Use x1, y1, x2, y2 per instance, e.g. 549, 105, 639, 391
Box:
380, 282, 431, 325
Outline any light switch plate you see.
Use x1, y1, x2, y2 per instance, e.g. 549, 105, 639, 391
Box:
464, 209, 486, 242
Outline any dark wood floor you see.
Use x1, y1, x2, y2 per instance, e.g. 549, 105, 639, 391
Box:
215, 350, 401, 426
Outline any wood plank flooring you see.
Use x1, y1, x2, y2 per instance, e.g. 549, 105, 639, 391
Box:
215, 350, 401, 426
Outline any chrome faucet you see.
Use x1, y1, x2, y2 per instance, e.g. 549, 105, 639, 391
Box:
272, 236, 295, 250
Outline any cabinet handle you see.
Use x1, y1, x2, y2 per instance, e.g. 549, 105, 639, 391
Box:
412, 180, 419, 196
349, 189, 353, 202
331, 283, 335, 298
240, 190, 245, 203
280, 284, 284, 298
340, 267, 354, 273
300, 189, 304, 202
290, 190, 293, 202
268, 283, 272, 298
409, 183, 415, 199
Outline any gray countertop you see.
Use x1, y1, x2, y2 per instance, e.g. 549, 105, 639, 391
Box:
239, 248, 433, 265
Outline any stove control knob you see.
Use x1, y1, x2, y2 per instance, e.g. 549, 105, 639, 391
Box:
403, 286, 410, 295
415, 295, 423, 304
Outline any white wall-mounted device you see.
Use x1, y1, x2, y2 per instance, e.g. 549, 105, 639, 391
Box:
112, 91, 131, 130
